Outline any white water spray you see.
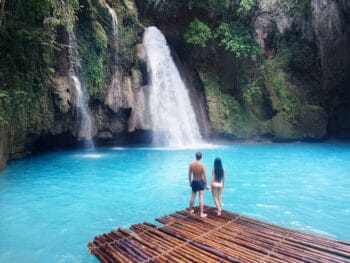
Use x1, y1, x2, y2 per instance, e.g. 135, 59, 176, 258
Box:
105, 1, 118, 40
143, 26, 203, 147
68, 29, 94, 146
104, 1, 122, 112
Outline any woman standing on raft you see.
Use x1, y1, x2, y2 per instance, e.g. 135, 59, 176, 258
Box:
211, 158, 225, 216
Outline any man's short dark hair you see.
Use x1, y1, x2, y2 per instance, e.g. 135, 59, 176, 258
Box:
195, 152, 202, 160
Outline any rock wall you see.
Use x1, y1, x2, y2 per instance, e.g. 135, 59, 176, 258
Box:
0, 0, 149, 169
254, 0, 350, 139
311, 0, 350, 136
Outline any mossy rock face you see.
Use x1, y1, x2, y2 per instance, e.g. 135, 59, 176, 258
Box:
93, 21, 108, 51
271, 112, 299, 140
242, 83, 276, 121
259, 58, 328, 140
271, 104, 327, 140
53, 76, 72, 113
300, 105, 328, 139
199, 70, 259, 138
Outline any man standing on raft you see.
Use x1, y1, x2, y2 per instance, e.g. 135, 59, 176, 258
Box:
188, 152, 209, 217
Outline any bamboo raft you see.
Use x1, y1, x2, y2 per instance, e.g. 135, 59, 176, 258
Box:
88, 206, 350, 262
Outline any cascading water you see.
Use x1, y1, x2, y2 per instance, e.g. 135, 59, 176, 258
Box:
143, 26, 203, 147
105, 1, 118, 41
68, 28, 94, 147
104, 1, 122, 112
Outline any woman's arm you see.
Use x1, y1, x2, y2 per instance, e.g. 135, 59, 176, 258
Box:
211, 168, 215, 186
222, 168, 225, 189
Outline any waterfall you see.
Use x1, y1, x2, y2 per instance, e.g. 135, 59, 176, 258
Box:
105, 1, 118, 41
143, 26, 203, 147
104, 1, 122, 112
68, 29, 94, 147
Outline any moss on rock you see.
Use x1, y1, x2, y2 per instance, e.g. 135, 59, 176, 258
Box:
199, 70, 259, 138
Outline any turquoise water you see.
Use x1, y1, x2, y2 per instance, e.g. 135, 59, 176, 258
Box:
0, 143, 350, 262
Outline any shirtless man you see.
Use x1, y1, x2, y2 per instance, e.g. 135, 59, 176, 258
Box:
188, 152, 209, 217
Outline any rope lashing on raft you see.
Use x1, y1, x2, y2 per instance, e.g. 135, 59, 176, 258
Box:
140, 215, 242, 263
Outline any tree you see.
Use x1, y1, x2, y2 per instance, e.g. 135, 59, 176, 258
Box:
215, 22, 260, 60
184, 19, 213, 48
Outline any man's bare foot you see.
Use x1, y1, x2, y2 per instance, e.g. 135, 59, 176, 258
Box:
188, 209, 194, 214
217, 210, 221, 216
200, 213, 207, 218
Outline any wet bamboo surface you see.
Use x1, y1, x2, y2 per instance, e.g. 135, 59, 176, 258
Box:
88, 206, 350, 263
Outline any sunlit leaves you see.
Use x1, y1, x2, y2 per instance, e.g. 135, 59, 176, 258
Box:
215, 22, 260, 60
184, 19, 212, 48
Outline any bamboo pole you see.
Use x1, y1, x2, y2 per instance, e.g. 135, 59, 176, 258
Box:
88, 206, 350, 263
93, 235, 131, 263
133, 223, 230, 262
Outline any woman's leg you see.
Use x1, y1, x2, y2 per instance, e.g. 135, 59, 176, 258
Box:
217, 188, 223, 215
211, 187, 220, 210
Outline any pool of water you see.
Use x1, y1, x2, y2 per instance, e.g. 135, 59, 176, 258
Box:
0, 143, 350, 262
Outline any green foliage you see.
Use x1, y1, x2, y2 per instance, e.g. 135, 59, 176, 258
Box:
261, 60, 301, 122
276, 31, 319, 74
83, 51, 106, 100
236, 0, 257, 15
241, 80, 262, 105
280, 0, 311, 16
188, 0, 230, 15
200, 71, 240, 131
199, 70, 258, 137
145, 0, 258, 21
75, 0, 118, 101
145, 0, 183, 16
184, 19, 212, 48
93, 21, 108, 51
215, 22, 260, 60
116, 6, 143, 71
0, 0, 79, 126
44, 0, 79, 29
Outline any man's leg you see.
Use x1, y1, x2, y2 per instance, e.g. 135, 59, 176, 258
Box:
199, 190, 207, 217
189, 191, 196, 213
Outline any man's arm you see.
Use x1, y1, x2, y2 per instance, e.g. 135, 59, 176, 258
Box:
202, 164, 209, 188
188, 165, 192, 186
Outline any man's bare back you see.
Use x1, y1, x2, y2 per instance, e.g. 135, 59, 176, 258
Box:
189, 161, 206, 180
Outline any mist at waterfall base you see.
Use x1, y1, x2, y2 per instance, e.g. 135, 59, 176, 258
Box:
143, 26, 203, 148
1, 144, 350, 262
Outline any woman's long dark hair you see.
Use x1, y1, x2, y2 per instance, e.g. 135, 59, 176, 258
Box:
214, 157, 223, 182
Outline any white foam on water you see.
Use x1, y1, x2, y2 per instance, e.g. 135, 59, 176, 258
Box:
77, 154, 103, 159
